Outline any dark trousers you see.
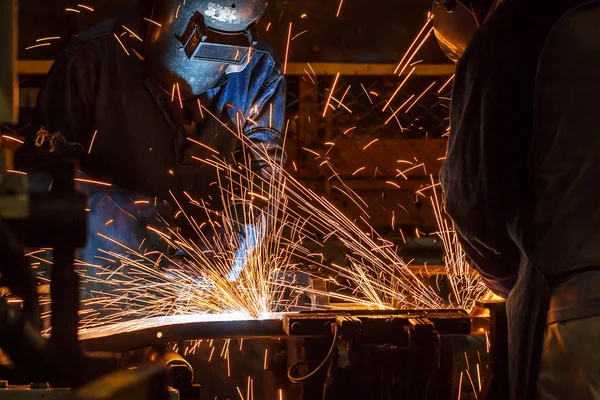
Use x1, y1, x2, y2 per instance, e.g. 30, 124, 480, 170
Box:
537, 314, 600, 399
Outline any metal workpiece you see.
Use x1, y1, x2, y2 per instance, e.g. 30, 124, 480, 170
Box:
80, 314, 287, 353
283, 309, 471, 337
80, 309, 471, 353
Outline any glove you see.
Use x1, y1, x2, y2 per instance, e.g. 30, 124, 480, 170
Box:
227, 220, 266, 282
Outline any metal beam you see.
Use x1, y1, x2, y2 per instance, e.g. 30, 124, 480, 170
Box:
79, 309, 473, 352
17, 61, 456, 76
16, 60, 53, 75
285, 62, 455, 76
80, 314, 287, 352
1, 0, 18, 124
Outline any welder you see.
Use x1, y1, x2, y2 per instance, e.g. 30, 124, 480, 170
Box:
433, 0, 600, 398
15, 0, 285, 284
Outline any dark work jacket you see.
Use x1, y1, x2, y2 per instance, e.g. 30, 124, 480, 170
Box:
441, 0, 600, 398
15, 3, 285, 266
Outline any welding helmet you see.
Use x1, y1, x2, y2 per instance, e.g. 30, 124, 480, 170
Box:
432, 0, 500, 62
146, 0, 267, 99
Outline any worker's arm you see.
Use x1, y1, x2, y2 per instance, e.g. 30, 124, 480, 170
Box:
14, 48, 94, 176
440, 65, 520, 298
242, 48, 287, 178
227, 49, 286, 281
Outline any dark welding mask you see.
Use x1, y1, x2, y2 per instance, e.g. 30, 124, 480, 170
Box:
432, 0, 501, 62
146, 0, 267, 99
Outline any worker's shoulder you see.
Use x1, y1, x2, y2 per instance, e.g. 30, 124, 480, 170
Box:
543, 0, 600, 55
251, 41, 283, 75
61, 19, 117, 60
458, 6, 534, 91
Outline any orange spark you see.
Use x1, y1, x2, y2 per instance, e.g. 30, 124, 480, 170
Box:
187, 137, 219, 154
336, 0, 344, 17
302, 147, 321, 157
65, 8, 81, 13
330, 96, 352, 113
122, 25, 143, 42
74, 178, 112, 187
6, 170, 26, 175
386, 181, 401, 189
284, 23, 292, 74
360, 83, 373, 104
134, 200, 150, 205
384, 94, 415, 125
36, 37, 60, 42
437, 74, 455, 94
393, 16, 432, 74
382, 66, 416, 111
291, 30, 308, 41
396, 28, 433, 77
197, 99, 204, 118
405, 81, 437, 113
2, 135, 24, 144
362, 138, 379, 150
339, 84, 352, 107
352, 167, 366, 176
113, 34, 130, 56
144, 17, 162, 27
322, 73, 340, 117
25, 43, 51, 50
266, 22, 272, 31
343, 126, 357, 135
176, 83, 183, 108
77, 4, 94, 11
88, 129, 98, 154
249, 192, 270, 201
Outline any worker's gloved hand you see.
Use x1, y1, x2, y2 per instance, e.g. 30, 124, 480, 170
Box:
227, 219, 266, 281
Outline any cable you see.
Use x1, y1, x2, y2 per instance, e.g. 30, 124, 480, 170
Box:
287, 325, 339, 383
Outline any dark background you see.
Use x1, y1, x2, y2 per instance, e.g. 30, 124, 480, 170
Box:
10, 0, 454, 265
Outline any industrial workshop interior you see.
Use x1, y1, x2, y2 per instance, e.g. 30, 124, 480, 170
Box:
2, 0, 600, 399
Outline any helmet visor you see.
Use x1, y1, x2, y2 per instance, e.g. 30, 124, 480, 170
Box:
177, 11, 255, 65
432, 0, 479, 63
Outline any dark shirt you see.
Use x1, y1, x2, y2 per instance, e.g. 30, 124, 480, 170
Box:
15, 4, 285, 265
441, 0, 600, 397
